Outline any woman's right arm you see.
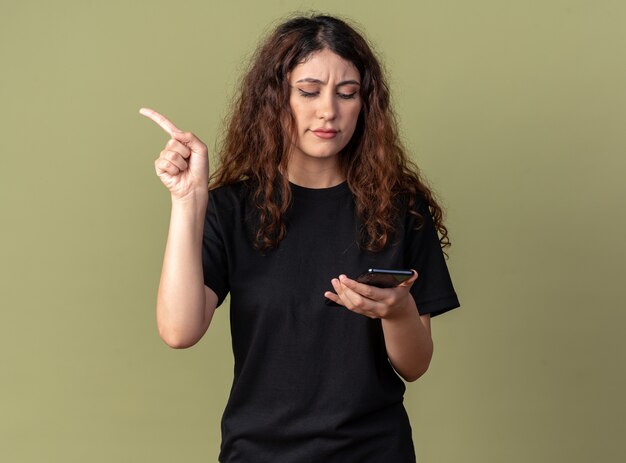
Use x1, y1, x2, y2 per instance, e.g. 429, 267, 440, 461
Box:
157, 195, 218, 348
140, 108, 218, 348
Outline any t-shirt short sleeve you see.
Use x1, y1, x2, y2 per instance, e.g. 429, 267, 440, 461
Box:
202, 191, 230, 307
405, 198, 460, 317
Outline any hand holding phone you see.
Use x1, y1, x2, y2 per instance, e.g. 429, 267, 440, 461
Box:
325, 268, 414, 306
325, 268, 428, 367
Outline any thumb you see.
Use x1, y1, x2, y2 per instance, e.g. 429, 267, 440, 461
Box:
171, 129, 208, 155
399, 270, 418, 288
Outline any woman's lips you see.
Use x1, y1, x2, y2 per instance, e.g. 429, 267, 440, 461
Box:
312, 129, 338, 139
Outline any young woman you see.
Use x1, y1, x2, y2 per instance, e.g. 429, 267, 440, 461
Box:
141, 14, 459, 463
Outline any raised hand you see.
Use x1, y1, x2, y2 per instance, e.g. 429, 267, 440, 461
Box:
139, 107, 209, 201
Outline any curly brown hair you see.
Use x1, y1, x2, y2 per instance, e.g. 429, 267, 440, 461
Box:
210, 14, 450, 253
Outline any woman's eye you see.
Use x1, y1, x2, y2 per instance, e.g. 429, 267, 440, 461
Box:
296, 89, 357, 99
298, 89, 318, 98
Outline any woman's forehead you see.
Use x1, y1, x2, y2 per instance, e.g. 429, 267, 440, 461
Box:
289, 49, 360, 83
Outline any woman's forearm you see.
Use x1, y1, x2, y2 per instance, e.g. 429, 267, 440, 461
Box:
156, 193, 210, 348
381, 297, 433, 382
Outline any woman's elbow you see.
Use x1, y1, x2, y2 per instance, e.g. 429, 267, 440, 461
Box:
158, 327, 201, 349
403, 364, 430, 383
404, 348, 434, 382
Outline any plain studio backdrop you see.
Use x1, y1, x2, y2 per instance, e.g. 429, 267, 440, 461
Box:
1, 1, 624, 462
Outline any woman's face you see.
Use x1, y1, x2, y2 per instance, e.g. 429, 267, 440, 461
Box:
287, 49, 362, 164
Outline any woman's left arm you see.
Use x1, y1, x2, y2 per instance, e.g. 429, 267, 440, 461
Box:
324, 271, 433, 382
381, 298, 432, 382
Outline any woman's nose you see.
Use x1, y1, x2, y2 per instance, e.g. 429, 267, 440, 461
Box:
317, 93, 337, 121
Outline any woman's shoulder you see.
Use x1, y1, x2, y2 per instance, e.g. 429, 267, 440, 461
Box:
208, 180, 252, 204
394, 187, 428, 214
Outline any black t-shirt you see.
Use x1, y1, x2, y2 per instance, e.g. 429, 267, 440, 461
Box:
202, 180, 460, 463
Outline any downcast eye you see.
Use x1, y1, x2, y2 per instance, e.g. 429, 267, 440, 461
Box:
298, 89, 318, 98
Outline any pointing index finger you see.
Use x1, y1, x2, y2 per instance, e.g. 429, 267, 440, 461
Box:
139, 107, 181, 136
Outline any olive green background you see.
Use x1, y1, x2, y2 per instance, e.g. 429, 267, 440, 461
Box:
1, 0, 624, 461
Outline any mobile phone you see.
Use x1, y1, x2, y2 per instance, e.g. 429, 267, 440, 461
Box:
356, 268, 414, 288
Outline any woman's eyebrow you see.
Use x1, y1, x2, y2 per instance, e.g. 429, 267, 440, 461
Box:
295, 78, 361, 86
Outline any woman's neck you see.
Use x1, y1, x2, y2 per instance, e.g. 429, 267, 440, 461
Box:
285, 155, 345, 189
